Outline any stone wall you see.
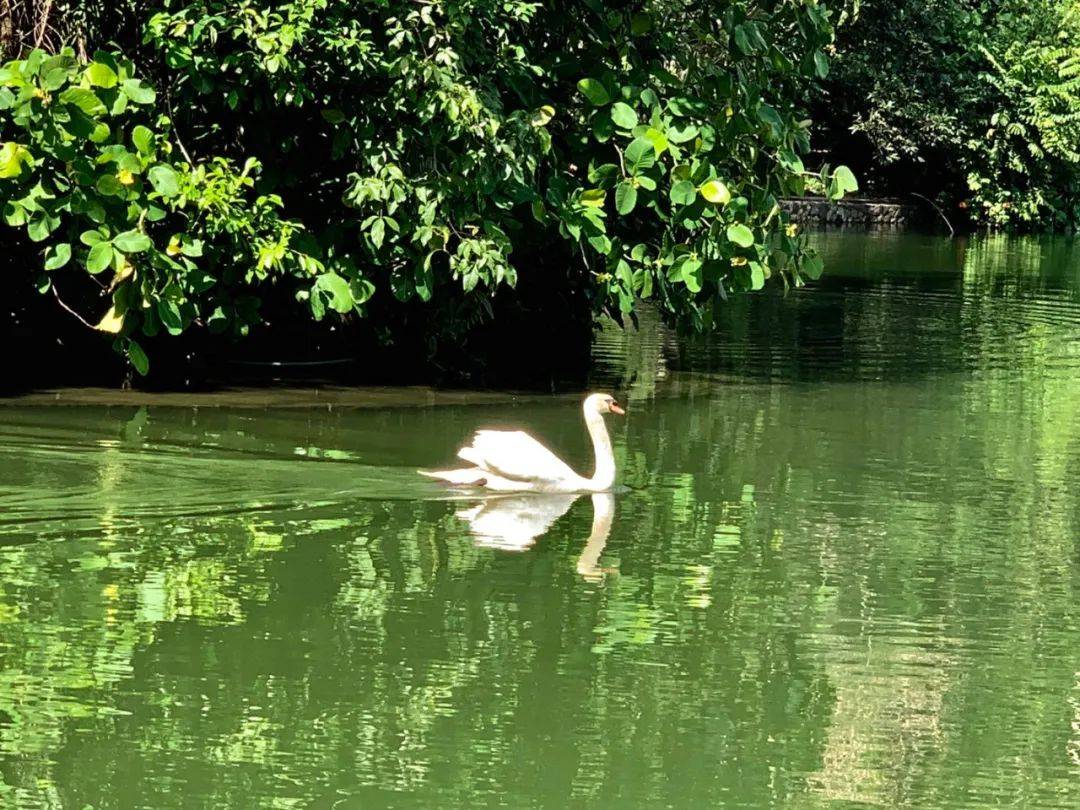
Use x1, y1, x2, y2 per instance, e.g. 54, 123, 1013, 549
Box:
782, 197, 923, 227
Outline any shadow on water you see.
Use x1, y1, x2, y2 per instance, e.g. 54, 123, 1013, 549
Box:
0, 231, 1079, 808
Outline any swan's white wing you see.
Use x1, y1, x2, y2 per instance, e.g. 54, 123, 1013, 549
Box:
458, 430, 579, 485
458, 494, 578, 550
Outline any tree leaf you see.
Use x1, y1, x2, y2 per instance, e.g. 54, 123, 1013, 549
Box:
700, 179, 731, 205
43, 67, 69, 91
580, 189, 607, 208
148, 165, 180, 197
27, 215, 56, 243
615, 182, 637, 214
59, 87, 106, 115
813, 50, 829, 79
96, 174, 124, 196
127, 340, 150, 375
610, 102, 638, 129
121, 79, 156, 105
44, 242, 72, 270
86, 62, 118, 88
96, 304, 125, 333
643, 128, 668, 156
750, 262, 766, 290
132, 125, 155, 156
530, 105, 555, 126
87, 242, 114, 274
833, 165, 858, 196
802, 253, 825, 280
727, 223, 755, 247
681, 258, 703, 292
625, 137, 656, 173
113, 230, 153, 253
670, 180, 697, 206
318, 272, 355, 313
0, 142, 32, 178
370, 217, 386, 248
577, 78, 611, 106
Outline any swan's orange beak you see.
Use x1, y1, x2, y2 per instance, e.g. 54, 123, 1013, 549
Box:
610, 401, 625, 416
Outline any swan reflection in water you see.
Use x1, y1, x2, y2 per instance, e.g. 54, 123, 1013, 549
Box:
454, 493, 615, 580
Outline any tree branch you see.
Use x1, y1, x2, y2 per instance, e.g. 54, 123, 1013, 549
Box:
52, 285, 98, 330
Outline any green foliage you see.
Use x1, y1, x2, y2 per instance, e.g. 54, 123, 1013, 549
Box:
970, 6, 1080, 227
0, 46, 370, 373
817, 0, 1080, 229
3, 1, 857, 371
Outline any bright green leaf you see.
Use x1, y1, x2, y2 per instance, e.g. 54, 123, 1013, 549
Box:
615, 182, 637, 214
580, 188, 607, 208
132, 125, 155, 156
727, 223, 755, 248
113, 230, 153, 253
44, 243, 72, 270
59, 87, 106, 115
87, 242, 114, 274
121, 79, 156, 105
148, 165, 180, 197
625, 137, 656, 174
700, 179, 731, 205
611, 102, 638, 129
86, 62, 118, 89
670, 180, 697, 206
530, 105, 555, 126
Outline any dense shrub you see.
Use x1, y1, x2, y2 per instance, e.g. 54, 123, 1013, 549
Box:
1, 1, 854, 375
815, 0, 1080, 229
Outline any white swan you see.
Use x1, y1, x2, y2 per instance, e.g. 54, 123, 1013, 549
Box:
420, 393, 625, 492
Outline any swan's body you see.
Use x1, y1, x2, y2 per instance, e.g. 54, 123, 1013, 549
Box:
420, 393, 624, 493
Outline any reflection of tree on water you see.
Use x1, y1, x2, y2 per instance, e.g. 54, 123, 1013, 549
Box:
456, 492, 617, 581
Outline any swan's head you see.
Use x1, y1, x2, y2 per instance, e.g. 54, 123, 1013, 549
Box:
585, 393, 625, 416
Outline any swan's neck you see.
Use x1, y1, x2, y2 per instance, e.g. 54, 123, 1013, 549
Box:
583, 407, 616, 491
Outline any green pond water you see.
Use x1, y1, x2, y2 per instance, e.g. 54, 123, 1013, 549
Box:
2, 231, 1080, 808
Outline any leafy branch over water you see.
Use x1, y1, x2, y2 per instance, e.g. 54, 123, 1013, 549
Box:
0, 1, 857, 374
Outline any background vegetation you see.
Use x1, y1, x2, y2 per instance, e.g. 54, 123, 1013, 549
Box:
815, 0, 1080, 229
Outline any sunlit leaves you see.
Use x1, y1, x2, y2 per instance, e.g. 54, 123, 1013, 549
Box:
148, 165, 180, 197
727, 224, 755, 247
60, 88, 107, 116
96, 304, 125, 332
113, 230, 152, 253
611, 102, 638, 129
826, 165, 858, 200
580, 189, 607, 208
615, 182, 637, 214
44, 243, 71, 270
699, 180, 731, 205
120, 79, 156, 105
625, 137, 656, 173
577, 78, 611, 106
86, 62, 119, 88
132, 126, 155, 156
0, 142, 33, 179
86, 242, 114, 273
530, 105, 555, 126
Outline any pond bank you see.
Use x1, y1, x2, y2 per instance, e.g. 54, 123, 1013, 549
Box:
782, 196, 926, 227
